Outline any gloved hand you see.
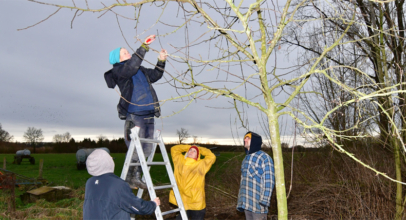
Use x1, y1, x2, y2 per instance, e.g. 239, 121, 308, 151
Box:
144, 35, 156, 45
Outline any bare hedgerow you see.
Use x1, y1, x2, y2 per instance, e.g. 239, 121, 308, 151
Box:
284, 143, 400, 219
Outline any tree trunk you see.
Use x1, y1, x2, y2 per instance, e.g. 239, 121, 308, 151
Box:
392, 137, 404, 219
267, 107, 288, 219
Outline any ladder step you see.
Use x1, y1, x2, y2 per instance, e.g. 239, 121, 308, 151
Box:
130, 162, 168, 166
139, 138, 161, 144
161, 208, 181, 216
121, 127, 188, 220
154, 185, 173, 190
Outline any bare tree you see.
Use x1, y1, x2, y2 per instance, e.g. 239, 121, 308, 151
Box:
97, 134, 109, 146
176, 128, 190, 144
0, 123, 13, 142
63, 132, 71, 142
23, 127, 44, 153
21, 0, 405, 218
53, 132, 71, 143
283, 1, 406, 218
192, 135, 200, 144
53, 134, 63, 143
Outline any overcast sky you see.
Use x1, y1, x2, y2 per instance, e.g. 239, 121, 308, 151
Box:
1, 0, 306, 146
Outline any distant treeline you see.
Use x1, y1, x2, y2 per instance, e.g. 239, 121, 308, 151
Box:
0, 139, 320, 154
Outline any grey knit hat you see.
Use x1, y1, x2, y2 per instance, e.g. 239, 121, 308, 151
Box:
86, 149, 115, 176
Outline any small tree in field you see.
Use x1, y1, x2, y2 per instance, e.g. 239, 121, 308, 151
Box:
0, 123, 13, 142
53, 132, 71, 143
176, 128, 190, 144
23, 127, 44, 153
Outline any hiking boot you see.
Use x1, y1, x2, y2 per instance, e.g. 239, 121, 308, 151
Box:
129, 171, 147, 189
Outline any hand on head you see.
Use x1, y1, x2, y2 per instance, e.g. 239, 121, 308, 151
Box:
153, 197, 161, 206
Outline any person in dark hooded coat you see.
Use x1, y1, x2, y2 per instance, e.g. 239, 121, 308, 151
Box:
237, 132, 275, 220
83, 149, 160, 220
104, 35, 168, 189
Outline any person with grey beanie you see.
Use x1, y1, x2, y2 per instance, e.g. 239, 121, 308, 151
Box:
83, 149, 160, 219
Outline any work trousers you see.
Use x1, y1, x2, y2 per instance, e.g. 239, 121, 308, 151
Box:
244, 210, 267, 220
124, 113, 155, 164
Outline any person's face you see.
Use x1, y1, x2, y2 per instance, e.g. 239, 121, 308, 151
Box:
188, 148, 198, 159
244, 136, 251, 150
120, 48, 131, 62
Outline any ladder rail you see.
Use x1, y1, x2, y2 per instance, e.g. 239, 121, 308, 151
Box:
130, 129, 164, 219
156, 132, 188, 220
123, 127, 188, 220
120, 134, 137, 180
135, 129, 158, 199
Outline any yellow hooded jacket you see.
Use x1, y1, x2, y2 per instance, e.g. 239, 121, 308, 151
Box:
169, 145, 216, 210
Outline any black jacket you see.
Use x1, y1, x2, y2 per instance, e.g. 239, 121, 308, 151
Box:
83, 173, 156, 219
104, 46, 165, 119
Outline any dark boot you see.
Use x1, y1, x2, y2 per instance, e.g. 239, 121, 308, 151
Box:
125, 166, 135, 182
130, 167, 147, 189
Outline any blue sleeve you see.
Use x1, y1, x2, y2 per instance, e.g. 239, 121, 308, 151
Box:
119, 183, 157, 215
259, 155, 274, 207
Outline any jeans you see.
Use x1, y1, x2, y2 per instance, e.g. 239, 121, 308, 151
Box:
124, 113, 155, 164
244, 210, 267, 220
175, 209, 206, 220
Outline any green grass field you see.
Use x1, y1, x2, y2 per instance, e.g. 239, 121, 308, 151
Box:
0, 152, 244, 219
0, 152, 243, 188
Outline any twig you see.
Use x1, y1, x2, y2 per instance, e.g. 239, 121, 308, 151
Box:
116, 15, 134, 52
206, 184, 237, 199
71, 10, 79, 29
17, 8, 61, 31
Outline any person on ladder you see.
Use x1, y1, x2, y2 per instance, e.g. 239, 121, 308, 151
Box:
169, 145, 216, 220
104, 34, 168, 189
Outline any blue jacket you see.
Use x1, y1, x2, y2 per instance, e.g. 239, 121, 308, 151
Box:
104, 45, 165, 119
237, 132, 275, 214
83, 173, 156, 219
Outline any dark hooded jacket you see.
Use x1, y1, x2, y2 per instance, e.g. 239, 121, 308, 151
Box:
83, 173, 156, 219
244, 131, 263, 155
104, 45, 165, 120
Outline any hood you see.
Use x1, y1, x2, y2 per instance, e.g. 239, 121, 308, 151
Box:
244, 131, 262, 154
184, 145, 201, 161
104, 69, 116, 88
86, 149, 115, 176
104, 61, 129, 89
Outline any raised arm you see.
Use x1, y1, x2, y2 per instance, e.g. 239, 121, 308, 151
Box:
117, 45, 148, 79
140, 60, 165, 83
197, 147, 216, 174
171, 145, 191, 165
141, 49, 167, 83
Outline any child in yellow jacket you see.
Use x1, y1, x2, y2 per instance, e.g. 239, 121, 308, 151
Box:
169, 145, 216, 220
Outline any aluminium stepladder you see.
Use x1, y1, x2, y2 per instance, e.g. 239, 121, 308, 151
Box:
120, 126, 188, 220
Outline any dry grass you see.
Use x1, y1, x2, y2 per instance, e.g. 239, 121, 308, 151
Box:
1, 143, 404, 219
1, 187, 84, 219
283, 144, 403, 219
